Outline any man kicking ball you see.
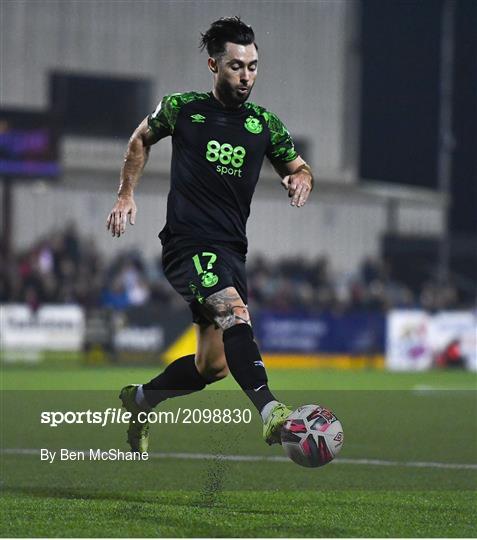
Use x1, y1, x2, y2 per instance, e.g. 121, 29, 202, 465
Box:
107, 17, 314, 452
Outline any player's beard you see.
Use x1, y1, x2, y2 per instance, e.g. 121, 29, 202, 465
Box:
216, 78, 253, 107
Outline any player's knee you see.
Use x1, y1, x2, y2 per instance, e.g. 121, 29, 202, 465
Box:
216, 305, 251, 330
209, 304, 251, 330
205, 288, 251, 330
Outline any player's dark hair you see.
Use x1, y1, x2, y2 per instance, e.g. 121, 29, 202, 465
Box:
200, 16, 257, 58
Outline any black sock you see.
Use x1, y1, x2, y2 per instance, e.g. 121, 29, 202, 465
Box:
222, 324, 276, 412
142, 354, 210, 407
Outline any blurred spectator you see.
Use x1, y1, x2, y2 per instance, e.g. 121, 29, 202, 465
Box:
101, 276, 130, 310
0, 227, 471, 313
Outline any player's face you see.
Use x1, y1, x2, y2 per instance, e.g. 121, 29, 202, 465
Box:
213, 42, 258, 106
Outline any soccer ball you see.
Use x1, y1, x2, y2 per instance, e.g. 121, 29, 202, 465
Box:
281, 404, 344, 467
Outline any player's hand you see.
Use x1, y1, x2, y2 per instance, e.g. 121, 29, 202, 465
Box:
281, 171, 313, 207
106, 196, 137, 237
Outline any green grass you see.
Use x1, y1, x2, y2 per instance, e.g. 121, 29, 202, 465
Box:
1, 490, 475, 538
1, 366, 476, 537
2, 364, 476, 390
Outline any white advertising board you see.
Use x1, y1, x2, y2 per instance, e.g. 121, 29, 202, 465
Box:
0, 304, 85, 353
430, 311, 477, 372
387, 309, 477, 371
387, 310, 432, 371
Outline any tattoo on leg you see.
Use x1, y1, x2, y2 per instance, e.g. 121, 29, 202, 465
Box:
232, 305, 251, 325
205, 288, 251, 330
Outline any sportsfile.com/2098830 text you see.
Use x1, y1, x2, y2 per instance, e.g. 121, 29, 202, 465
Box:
40, 408, 252, 427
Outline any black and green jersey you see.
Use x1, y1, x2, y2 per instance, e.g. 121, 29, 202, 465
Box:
148, 91, 298, 254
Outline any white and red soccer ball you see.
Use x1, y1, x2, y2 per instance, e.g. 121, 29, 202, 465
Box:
281, 404, 344, 467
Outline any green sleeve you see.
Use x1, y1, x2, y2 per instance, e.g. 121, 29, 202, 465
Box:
264, 111, 298, 163
147, 92, 209, 137
147, 94, 182, 138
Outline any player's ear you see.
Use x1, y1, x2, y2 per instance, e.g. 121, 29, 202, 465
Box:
208, 57, 218, 74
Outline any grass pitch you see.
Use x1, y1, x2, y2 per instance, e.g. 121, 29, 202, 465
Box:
1, 365, 476, 537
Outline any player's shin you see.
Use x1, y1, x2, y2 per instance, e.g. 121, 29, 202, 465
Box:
222, 324, 276, 411
222, 324, 292, 444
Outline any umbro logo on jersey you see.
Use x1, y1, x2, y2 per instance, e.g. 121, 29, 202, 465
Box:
191, 114, 206, 123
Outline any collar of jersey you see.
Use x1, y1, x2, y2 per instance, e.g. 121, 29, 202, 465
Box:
207, 91, 247, 114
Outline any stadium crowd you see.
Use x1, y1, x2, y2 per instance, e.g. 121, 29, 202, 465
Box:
0, 226, 464, 313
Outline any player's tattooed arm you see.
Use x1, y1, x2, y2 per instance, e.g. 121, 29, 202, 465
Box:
205, 287, 251, 330
273, 156, 314, 208
107, 118, 160, 237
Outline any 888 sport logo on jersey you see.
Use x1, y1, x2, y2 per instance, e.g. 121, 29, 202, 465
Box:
206, 140, 246, 177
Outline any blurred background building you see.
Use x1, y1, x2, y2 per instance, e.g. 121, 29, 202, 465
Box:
0, 0, 475, 370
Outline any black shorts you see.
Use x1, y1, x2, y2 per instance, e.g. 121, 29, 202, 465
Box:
162, 240, 248, 326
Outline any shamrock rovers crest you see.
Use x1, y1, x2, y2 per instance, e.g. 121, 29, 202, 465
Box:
200, 271, 219, 288
244, 116, 263, 134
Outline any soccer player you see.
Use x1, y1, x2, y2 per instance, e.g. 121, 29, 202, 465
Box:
107, 17, 314, 452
